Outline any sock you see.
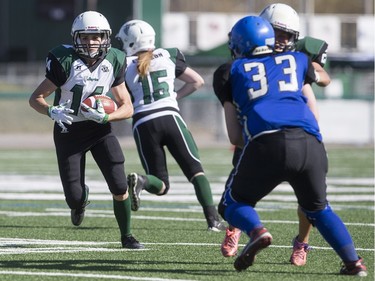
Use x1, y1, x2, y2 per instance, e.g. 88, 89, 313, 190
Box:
113, 198, 131, 238
304, 205, 359, 262
192, 174, 214, 206
224, 202, 262, 235
144, 174, 164, 194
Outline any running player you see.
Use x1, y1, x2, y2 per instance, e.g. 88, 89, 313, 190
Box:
116, 20, 226, 231
29, 11, 143, 249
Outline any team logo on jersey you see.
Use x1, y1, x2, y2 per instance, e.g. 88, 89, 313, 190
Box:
101, 65, 109, 72
86, 77, 99, 81
75, 65, 82, 70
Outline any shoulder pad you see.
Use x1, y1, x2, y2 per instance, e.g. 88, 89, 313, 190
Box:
295, 36, 328, 66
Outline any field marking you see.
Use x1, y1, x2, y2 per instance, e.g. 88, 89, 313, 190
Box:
0, 175, 373, 203
0, 270, 195, 281
0, 238, 373, 256
0, 210, 373, 227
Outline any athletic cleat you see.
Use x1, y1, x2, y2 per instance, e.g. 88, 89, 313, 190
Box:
71, 185, 90, 226
290, 235, 311, 266
121, 235, 145, 249
234, 227, 272, 271
340, 258, 367, 277
221, 227, 242, 257
208, 220, 227, 232
127, 173, 146, 211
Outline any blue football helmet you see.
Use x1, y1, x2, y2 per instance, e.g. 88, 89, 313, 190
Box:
229, 16, 275, 58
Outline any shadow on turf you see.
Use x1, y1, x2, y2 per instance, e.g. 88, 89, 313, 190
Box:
0, 224, 210, 232
0, 259, 341, 277
0, 225, 116, 231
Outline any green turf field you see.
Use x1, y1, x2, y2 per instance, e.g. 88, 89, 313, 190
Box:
0, 146, 373, 281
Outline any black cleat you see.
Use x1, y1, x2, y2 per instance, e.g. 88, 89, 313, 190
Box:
71, 185, 90, 226
127, 173, 146, 211
121, 235, 145, 249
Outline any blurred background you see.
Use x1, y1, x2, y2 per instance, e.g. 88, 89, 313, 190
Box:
0, 0, 373, 147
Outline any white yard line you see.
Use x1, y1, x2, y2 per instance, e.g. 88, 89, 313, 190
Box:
0, 210, 374, 227
0, 237, 373, 256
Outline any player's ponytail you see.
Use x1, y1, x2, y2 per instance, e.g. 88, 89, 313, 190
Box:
137, 51, 153, 77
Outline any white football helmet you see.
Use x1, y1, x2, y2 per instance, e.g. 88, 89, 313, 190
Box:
259, 3, 299, 50
116, 20, 155, 56
71, 11, 111, 59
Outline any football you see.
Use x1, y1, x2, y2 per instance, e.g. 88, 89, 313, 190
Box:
81, 95, 118, 114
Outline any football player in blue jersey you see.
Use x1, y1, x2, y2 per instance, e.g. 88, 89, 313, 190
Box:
217, 15, 367, 276
116, 20, 226, 232
29, 11, 144, 249
259, 3, 328, 266
215, 3, 331, 264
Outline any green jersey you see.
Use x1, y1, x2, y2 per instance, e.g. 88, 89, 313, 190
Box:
45, 45, 126, 122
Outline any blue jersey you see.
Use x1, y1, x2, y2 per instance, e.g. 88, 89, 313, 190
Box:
230, 51, 322, 141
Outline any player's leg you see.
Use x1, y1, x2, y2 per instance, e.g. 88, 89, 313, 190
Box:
166, 114, 224, 231
221, 138, 285, 270
132, 123, 167, 195
54, 124, 89, 226
223, 199, 272, 271
127, 121, 169, 211
294, 134, 367, 276
91, 133, 143, 249
221, 147, 244, 256
289, 206, 312, 266
303, 205, 367, 276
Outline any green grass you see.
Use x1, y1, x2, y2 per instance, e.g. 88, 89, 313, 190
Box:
0, 146, 373, 281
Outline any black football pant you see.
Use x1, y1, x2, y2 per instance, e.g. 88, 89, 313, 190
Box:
53, 121, 127, 209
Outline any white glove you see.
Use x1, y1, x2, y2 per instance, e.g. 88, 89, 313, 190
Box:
48, 100, 74, 132
80, 99, 109, 124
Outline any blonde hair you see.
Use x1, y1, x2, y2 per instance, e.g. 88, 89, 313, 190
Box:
137, 51, 153, 77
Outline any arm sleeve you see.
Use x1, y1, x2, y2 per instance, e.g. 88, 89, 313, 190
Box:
112, 56, 126, 87
212, 62, 233, 106
45, 53, 67, 87
174, 49, 188, 77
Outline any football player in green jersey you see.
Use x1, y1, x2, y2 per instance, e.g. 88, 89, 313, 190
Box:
116, 19, 226, 232
29, 11, 143, 249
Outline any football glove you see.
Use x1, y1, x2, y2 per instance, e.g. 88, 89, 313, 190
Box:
81, 99, 109, 124
48, 100, 74, 132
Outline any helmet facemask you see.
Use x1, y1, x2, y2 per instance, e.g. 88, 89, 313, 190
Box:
73, 31, 111, 59
273, 26, 299, 52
